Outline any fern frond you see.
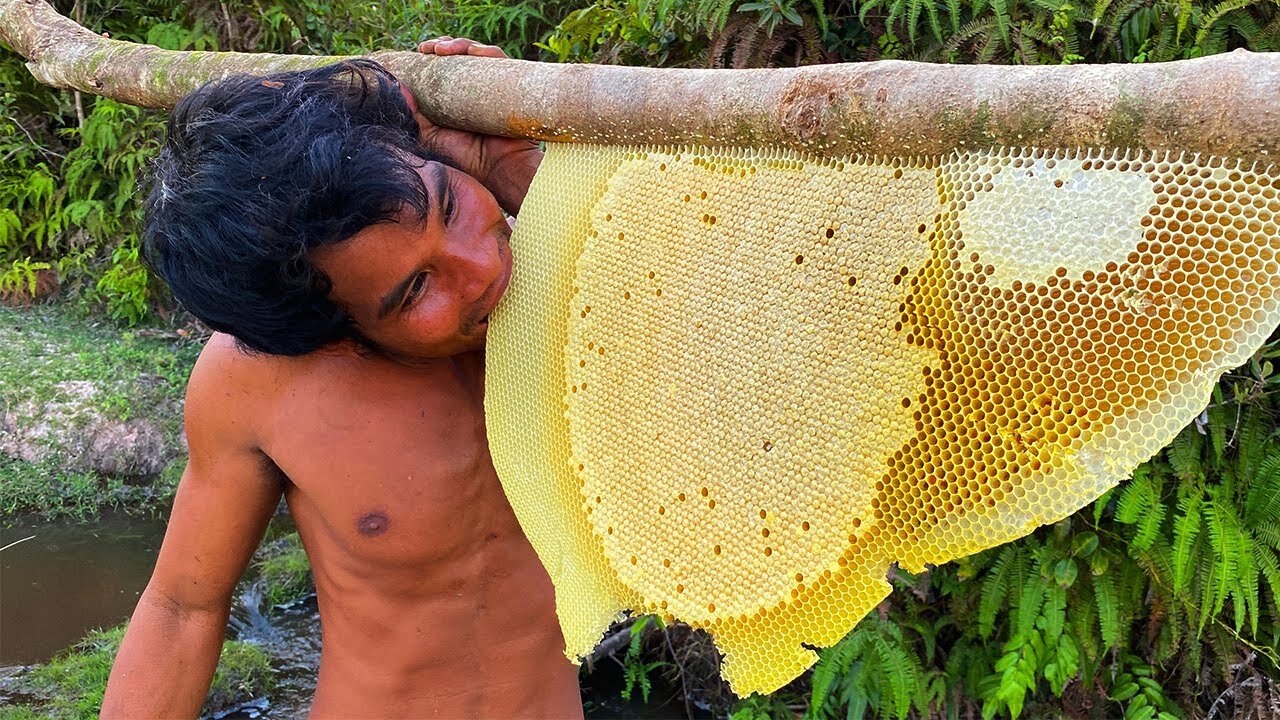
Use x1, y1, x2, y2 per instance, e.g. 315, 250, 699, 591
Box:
1093, 572, 1121, 651
1175, 0, 1193, 39
1195, 0, 1276, 46
1256, 520, 1280, 549
1014, 577, 1047, 637
908, 0, 926, 42
695, 0, 738, 33
1207, 403, 1229, 468
1132, 536, 1176, 590
992, 0, 1013, 44
1090, 0, 1118, 32
1172, 490, 1204, 595
946, 0, 963, 33
1203, 495, 1241, 627
1235, 402, 1268, 482
1234, 521, 1258, 634
944, 15, 999, 52
1245, 453, 1280, 527
808, 631, 860, 718
1253, 538, 1280, 621
979, 545, 1018, 637
808, 0, 831, 35
924, 0, 946, 44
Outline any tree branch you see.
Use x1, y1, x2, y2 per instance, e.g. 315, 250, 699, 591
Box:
3, 0, 1280, 163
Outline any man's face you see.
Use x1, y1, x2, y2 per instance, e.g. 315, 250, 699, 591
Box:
310, 160, 513, 362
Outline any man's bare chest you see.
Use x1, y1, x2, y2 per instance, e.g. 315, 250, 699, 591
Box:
257, 360, 518, 569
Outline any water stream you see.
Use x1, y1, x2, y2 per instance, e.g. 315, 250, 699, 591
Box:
0, 511, 322, 717
1, 511, 168, 665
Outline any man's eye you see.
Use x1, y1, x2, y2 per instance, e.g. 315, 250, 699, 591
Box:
405, 272, 429, 305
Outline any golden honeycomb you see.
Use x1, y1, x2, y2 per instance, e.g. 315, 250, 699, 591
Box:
484, 143, 1280, 695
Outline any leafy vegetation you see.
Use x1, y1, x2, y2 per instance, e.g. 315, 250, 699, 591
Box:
0, 456, 182, 521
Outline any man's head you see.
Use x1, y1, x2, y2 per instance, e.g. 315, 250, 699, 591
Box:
144, 59, 510, 360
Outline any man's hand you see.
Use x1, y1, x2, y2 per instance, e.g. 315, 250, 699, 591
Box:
403, 37, 542, 216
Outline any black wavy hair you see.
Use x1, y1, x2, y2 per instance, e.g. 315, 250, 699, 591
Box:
143, 59, 440, 356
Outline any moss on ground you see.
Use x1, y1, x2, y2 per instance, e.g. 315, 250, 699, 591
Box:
3, 622, 273, 719
255, 532, 315, 607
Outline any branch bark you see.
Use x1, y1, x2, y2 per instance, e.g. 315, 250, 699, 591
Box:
3, 0, 1280, 163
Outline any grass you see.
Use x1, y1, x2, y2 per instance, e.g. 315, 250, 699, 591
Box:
0, 708, 46, 720
255, 532, 315, 607
3, 622, 273, 719
0, 304, 199, 430
0, 456, 185, 521
0, 303, 199, 519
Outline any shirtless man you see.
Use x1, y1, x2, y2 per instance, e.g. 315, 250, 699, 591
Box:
100, 38, 584, 718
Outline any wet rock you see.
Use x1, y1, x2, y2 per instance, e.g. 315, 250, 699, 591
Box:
0, 380, 183, 477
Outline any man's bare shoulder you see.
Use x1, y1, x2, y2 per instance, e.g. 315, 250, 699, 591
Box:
183, 332, 297, 444
191, 331, 294, 391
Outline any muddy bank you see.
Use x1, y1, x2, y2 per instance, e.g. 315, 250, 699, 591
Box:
0, 305, 200, 519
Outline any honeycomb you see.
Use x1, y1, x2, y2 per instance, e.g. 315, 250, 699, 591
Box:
484, 144, 1280, 695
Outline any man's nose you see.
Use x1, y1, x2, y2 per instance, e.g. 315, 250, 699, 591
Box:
449, 232, 500, 297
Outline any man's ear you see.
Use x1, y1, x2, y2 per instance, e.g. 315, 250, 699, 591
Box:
396, 81, 433, 143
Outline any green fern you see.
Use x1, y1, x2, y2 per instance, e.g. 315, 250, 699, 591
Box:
1171, 489, 1203, 595
1093, 570, 1121, 651
807, 618, 930, 720
978, 546, 1021, 637
1194, 0, 1280, 46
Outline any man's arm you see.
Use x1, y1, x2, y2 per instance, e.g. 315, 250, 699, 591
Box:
101, 337, 284, 719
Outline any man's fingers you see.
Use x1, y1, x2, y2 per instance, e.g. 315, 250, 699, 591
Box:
417, 36, 505, 57
466, 44, 507, 58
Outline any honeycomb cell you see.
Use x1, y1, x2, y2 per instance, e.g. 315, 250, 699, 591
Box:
484, 144, 1280, 697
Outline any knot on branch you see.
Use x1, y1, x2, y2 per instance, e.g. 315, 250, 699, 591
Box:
776, 72, 842, 143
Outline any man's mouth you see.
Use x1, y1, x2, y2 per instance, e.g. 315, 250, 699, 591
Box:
472, 228, 513, 332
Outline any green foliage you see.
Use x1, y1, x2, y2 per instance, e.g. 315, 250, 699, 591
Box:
844, 0, 1277, 61
730, 692, 795, 719
805, 616, 938, 719
619, 614, 671, 702
255, 531, 315, 607
540, 0, 711, 64
206, 640, 276, 711
0, 257, 52, 298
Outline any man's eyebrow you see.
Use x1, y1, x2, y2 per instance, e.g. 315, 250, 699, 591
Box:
431, 162, 451, 220
372, 164, 449, 321
376, 271, 418, 320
